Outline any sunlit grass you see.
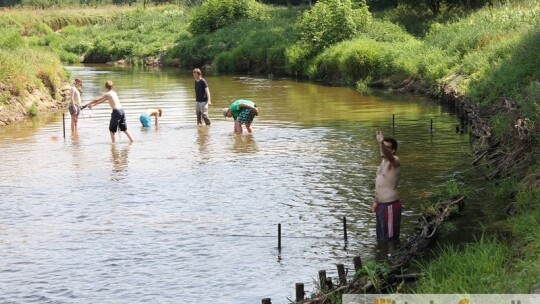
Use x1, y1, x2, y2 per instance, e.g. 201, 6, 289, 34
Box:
415, 237, 514, 293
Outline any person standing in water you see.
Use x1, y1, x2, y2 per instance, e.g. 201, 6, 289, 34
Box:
372, 130, 401, 242
68, 78, 83, 134
84, 80, 134, 143
193, 68, 211, 126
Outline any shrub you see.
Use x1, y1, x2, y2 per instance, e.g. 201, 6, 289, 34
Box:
285, 0, 371, 75
0, 29, 26, 50
187, 0, 267, 35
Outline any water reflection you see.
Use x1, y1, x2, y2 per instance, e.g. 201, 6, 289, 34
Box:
70, 134, 84, 172
232, 134, 258, 154
196, 127, 210, 161
110, 144, 130, 182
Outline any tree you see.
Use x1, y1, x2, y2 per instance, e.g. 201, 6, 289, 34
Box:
0, 0, 22, 7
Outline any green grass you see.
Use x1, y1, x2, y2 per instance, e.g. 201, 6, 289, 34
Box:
169, 5, 302, 73
415, 236, 514, 293
54, 5, 189, 64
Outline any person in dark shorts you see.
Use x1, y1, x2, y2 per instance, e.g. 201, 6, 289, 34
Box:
193, 68, 211, 126
222, 99, 259, 134
84, 80, 134, 143
372, 130, 401, 241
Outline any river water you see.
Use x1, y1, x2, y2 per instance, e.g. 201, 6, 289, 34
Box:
0, 65, 481, 303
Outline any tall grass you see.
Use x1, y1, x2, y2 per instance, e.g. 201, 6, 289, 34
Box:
415, 237, 515, 293
170, 5, 302, 73
0, 48, 65, 100
0, 7, 114, 34
57, 5, 189, 64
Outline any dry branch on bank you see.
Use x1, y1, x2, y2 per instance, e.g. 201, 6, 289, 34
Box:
466, 97, 537, 182
301, 196, 466, 304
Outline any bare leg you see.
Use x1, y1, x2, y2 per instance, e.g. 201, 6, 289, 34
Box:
110, 131, 116, 143
123, 130, 134, 143
246, 123, 253, 133
71, 115, 78, 133
234, 122, 243, 134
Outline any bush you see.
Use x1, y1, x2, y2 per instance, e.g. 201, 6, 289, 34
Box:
0, 29, 26, 50
285, 0, 371, 75
187, 0, 267, 35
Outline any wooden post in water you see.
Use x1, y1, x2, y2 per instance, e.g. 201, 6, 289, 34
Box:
62, 113, 66, 139
262, 298, 272, 304
318, 270, 327, 291
343, 216, 347, 243
392, 114, 395, 129
337, 263, 346, 285
325, 277, 334, 290
277, 223, 281, 250
295, 282, 305, 302
353, 256, 363, 272
430, 118, 433, 134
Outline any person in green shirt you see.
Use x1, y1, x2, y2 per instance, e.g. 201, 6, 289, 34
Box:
222, 99, 259, 134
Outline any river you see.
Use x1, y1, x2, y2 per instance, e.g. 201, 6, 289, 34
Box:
0, 65, 484, 303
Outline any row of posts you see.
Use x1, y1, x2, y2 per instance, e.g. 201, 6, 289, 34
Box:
277, 216, 348, 251
265, 218, 357, 303
262, 255, 364, 303
61, 113, 451, 140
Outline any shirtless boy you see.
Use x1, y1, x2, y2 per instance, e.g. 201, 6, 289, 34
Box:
139, 108, 162, 128
372, 130, 401, 241
84, 80, 134, 143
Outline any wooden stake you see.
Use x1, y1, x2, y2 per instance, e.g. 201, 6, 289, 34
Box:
62, 113, 66, 139
295, 282, 304, 302
342, 217, 347, 243
277, 223, 281, 250
337, 263, 346, 285
318, 270, 327, 291
353, 256, 363, 272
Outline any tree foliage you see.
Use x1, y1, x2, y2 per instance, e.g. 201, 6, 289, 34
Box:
186, 0, 266, 35
285, 0, 371, 74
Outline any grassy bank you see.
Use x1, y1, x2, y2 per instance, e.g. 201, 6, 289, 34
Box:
0, 6, 125, 122
53, 5, 189, 64
0, 0, 539, 295
0, 37, 66, 124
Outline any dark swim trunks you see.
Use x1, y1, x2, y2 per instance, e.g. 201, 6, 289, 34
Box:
109, 109, 127, 133
375, 199, 402, 241
236, 106, 257, 124
68, 104, 80, 116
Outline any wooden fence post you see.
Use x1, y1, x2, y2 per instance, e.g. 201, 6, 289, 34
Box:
295, 282, 304, 302
337, 263, 347, 285
318, 270, 327, 291
353, 256, 363, 272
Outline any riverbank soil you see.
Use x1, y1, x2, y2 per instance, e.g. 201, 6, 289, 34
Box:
0, 83, 69, 126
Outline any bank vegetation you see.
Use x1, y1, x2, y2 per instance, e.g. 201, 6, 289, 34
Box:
0, 0, 538, 298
